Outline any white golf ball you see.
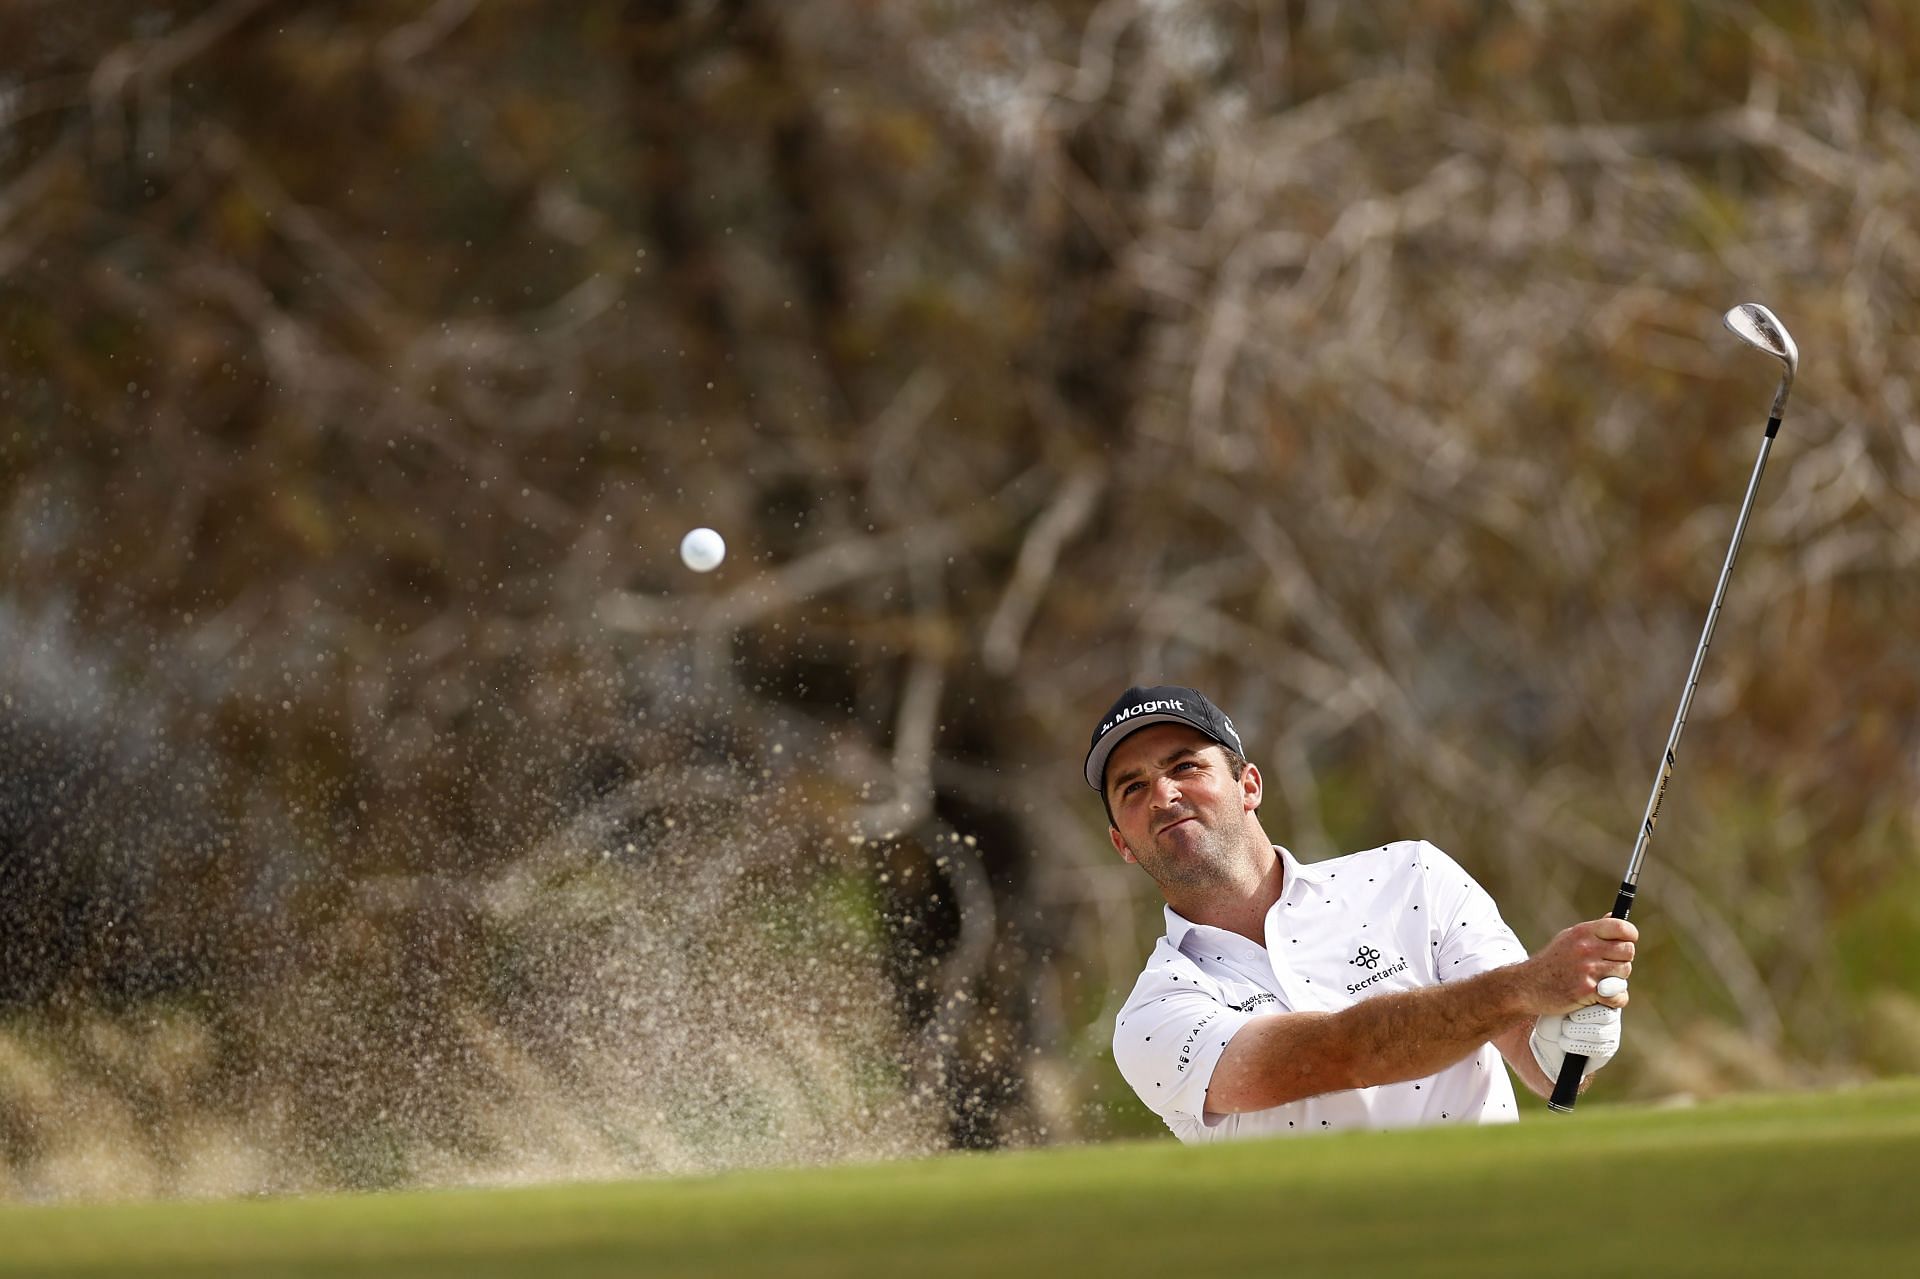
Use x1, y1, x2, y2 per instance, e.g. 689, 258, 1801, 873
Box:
679, 527, 726, 573
1596, 976, 1629, 999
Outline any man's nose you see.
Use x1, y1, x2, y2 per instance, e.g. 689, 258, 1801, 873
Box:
1150, 774, 1182, 807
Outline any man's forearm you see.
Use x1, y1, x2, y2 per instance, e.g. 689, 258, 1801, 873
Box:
1205, 918, 1631, 1116
1207, 962, 1537, 1114
1493, 1019, 1600, 1100
1310, 962, 1535, 1091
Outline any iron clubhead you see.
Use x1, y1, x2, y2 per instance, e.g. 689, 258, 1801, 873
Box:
1723, 302, 1797, 419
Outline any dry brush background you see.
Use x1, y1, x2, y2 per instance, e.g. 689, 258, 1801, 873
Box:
2, 0, 1918, 1199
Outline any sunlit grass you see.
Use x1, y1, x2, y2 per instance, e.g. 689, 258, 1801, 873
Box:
5, 1079, 1918, 1277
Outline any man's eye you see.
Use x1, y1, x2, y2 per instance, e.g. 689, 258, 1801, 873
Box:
1175, 761, 1198, 773
1123, 781, 1143, 797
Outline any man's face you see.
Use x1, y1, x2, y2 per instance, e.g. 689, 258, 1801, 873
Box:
1103, 723, 1259, 888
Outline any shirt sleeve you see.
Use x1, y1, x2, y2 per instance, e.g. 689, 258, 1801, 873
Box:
1112, 958, 1259, 1127
1417, 841, 1529, 982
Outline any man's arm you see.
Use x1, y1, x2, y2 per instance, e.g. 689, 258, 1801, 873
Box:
1493, 1020, 1556, 1098
1205, 917, 1634, 1116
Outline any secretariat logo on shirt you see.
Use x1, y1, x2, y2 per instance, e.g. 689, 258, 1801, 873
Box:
1346, 943, 1411, 995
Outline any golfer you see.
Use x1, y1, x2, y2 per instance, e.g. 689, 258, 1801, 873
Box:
1089, 685, 1631, 1140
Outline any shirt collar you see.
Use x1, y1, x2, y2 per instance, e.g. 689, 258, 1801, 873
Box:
1161, 845, 1299, 950
1162, 902, 1201, 950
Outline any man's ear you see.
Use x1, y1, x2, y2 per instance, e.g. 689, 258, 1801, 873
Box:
1108, 824, 1138, 864
1241, 762, 1263, 813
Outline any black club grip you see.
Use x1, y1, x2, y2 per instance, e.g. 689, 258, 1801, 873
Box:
1547, 1050, 1587, 1112
1546, 881, 1636, 1114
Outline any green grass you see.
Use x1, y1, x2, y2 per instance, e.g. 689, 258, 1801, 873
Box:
6, 1080, 1920, 1277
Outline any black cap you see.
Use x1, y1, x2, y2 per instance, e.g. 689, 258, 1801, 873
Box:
1084, 685, 1245, 792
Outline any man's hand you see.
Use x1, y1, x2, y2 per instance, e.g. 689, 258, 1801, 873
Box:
1519, 917, 1637, 1016
1530, 998, 1624, 1080
1495, 929, 1635, 1099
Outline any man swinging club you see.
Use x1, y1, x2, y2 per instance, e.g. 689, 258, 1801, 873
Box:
1091, 685, 1631, 1140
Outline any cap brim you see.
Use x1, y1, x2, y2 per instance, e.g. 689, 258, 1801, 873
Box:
1084, 712, 1212, 791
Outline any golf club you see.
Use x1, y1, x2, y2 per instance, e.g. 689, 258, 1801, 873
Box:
1549, 303, 1799, 1113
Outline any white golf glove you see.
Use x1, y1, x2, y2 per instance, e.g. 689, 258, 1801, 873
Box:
1530, 1002, 1623, 1080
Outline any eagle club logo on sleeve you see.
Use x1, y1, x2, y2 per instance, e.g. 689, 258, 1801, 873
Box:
1346, 943, 1410, 995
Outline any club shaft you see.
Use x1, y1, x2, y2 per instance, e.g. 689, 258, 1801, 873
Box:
1622, 423, 1776, 890
1548, 409, 1782, 1114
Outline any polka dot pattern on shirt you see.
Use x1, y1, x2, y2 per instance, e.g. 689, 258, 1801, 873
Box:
1115, 840, 1525, 1142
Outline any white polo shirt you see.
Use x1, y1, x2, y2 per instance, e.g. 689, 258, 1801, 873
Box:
1112, 840, 1530, 1142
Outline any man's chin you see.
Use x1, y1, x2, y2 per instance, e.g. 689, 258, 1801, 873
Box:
1151, 821, 1209, 860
